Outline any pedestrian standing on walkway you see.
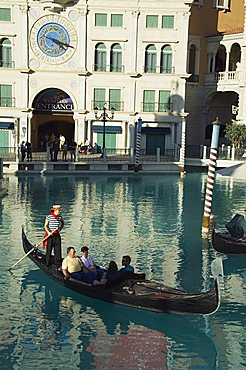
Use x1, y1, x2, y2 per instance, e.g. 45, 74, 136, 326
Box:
20, 141, 26, 162
26, 141, 32, 161
62, 141, 68, 161
44, 204, 64, 267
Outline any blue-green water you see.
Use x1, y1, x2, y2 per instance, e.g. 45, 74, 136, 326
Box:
0, 173, 245, 369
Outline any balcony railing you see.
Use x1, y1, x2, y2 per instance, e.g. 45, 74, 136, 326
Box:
141, 102, 173, 112
91, 100, 124, 111
143, 66, 175, 74
93, 64, 125, 73
205, 71, 240, 83
0, 60, 14, 68
0, 97, 15, 107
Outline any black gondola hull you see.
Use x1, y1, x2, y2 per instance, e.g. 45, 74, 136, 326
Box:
22, 228, 220, 315
212, 229, 246, 254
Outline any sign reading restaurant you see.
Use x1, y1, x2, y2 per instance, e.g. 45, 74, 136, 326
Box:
33, 88, 74, 112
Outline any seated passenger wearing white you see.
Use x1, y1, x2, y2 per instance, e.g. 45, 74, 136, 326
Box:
118, 255, 134, 274
80, 246, 98, 283
62, 247, 87, 281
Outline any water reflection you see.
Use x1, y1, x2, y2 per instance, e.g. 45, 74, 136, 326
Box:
18, 269, 218, 370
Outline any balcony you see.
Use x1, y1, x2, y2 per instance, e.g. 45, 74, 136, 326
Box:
205, 71, 240, 85
93, 65, 125, 73
0, 97, 15, 107
143, 66, 175, 74
0, 60, 14, 68
141, 102, 173, 112
91, 100, 124, 111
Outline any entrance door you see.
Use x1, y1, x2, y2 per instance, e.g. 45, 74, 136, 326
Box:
97, 133, 116, 151
146, 134, 166, 155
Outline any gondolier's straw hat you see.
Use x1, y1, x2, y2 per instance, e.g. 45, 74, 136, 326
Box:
53, 204, 61, 209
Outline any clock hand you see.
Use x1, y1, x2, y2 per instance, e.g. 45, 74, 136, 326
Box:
46, 36, 74, 49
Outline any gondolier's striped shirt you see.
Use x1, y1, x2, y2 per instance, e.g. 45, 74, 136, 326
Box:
46, 214, 63, 232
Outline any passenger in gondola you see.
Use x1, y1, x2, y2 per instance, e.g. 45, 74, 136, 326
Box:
62, 247, 87, 281
93, 261, 119, 286
80, 246, 105, 283
118, 255, 134, 274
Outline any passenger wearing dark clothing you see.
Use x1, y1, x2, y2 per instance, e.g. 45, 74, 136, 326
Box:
118, 255, 134, 274
93, 261, 118, 285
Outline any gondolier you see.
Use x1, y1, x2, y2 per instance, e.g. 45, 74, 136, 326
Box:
44, 204, 64, 267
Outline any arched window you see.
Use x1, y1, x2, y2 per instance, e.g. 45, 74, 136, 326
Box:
229, 43, 241, 71
188, 44, 196, 75
110, 44, 122, 72
145, 45, 157, 73
94, 43, 106, 71
161, 45, 172, 73
0, 38, 12, 68
215, 45, 226, 72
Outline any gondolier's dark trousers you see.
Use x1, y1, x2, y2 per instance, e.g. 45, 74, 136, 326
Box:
46, 234, 62, 267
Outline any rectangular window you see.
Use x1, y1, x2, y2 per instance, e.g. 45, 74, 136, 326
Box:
214, 0, 229, 9
159, 91, 171, 112
95, 13, 107, 27
109, 89, 121, 111
0, 8, 11, 21
146, 15, 158, 29
0, 131, 9, 147
162, 15, 174, 29
94, 88, 105, 110
143, 90, 155, 112
97, 133, 116, 150
0, 84, 12, 107
111, 14, 123, 27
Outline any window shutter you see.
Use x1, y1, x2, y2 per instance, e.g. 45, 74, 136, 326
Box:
162, 16, 174, 29
0, 8, 11, 21
111, 14, 123, 27
0, 84, 12, 106
95, 13, 107, 27
94, 88, 105, 110
143, 90, 155, 112
159, 91, 171, 112
146, 15, 158, 28
109, 89, 121, 111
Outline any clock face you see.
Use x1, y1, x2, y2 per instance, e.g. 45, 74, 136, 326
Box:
30, 15, 77, 65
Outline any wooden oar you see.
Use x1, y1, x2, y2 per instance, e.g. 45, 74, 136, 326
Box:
9, 229, 58, 271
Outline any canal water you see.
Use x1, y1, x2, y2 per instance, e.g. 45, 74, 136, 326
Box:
0, 173, 245, 369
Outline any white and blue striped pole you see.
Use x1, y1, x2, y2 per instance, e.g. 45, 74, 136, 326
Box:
202, 117, 221, 235
134, 117, 142, 172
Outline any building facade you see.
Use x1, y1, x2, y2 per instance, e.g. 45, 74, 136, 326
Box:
186, 0, 246, 152
0, 0, 193, 155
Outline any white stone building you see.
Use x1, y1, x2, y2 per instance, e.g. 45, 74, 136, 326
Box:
0, 0, 193, 155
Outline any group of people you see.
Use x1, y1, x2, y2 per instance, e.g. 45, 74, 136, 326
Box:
20, 141, 32, 162
78, 139, 101, 155
42, 133, 77, 162
43, 204, 134, 286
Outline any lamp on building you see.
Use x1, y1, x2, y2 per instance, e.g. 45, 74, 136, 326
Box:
94, 103, 115, 161
22, 126, 26, 137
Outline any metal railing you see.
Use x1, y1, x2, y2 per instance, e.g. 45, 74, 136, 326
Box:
93, 64, 125, 73
143, 66, 175, 74
91, 100, 124, 111
0, 147, 16, 161
141, 102, 173, 112
0, 97, 15, 107
0, 60, 14, 68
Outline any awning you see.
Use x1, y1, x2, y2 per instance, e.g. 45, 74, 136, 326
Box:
0, 122, 14, 129
92, 125, 122, 134
142, 127, 171, 135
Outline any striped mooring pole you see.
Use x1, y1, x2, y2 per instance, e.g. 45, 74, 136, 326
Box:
179, 116, 186, 177
134, 117, 142, 173
202, 117, 221, 235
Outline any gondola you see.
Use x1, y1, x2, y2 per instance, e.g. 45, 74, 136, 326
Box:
212, 229, 246, 254
22, 228, 222, 315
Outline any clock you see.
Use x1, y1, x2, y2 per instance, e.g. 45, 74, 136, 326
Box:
30, 15, 77, 65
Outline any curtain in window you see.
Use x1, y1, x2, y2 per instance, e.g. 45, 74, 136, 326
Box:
0, 84, 12, 107
110, 44, 122, 72
161, 45, 172, 73
0, 38, 12, 67
145, 45, 157, 73
143, 90, 155, 112
94, 88, 105, 110
158, 91, 171, 112
95, 43, 106, 71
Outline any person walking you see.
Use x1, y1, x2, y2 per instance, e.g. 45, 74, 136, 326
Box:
44, 204, 64, 267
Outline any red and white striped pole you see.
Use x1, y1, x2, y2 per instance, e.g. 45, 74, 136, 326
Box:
202, 117, 221, 235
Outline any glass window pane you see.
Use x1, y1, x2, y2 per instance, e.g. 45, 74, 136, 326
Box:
143, 90, 155, 112
0, 84, 12, 106
0, 131, 9, 147
95, 13, 107, 27
111, 14, 123, 27
94, 88, 105, 109
159, 90, 171, 112
162, 15, 174, 29
95, 44, 106, 71
146, 15, 158, 28
0, 8, 11, 22
109, 89, 121, 110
